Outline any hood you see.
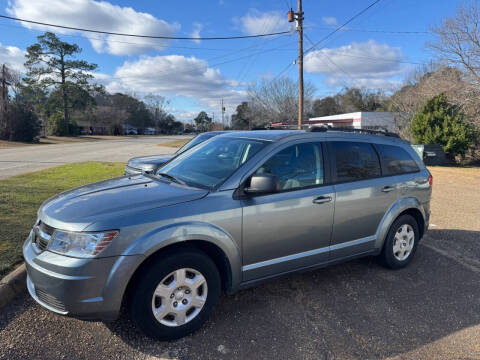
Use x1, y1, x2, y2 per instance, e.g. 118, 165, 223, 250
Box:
39, 175, 208, 230
128, 154, 174, 169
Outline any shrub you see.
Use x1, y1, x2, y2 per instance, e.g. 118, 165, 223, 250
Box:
411, 93, 478, 158
2, 103, 41, 142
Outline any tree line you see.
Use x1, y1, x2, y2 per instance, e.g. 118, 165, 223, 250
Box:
0, 32, 184, 141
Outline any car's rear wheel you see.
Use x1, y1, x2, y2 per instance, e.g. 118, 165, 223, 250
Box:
379, 214, 420, 269
129, 249, 221, 340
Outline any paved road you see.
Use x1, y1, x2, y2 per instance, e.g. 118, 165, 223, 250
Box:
0, 136, 188, 179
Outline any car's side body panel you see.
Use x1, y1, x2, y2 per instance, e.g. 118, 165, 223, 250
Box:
241, 186, 335, 281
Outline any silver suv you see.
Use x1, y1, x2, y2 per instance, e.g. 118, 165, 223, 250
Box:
24, 130, 431, 340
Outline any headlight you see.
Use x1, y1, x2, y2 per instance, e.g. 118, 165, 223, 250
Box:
48, 230, 119, 258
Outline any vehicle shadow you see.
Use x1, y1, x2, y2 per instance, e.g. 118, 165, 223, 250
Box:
106, 228, 480, 359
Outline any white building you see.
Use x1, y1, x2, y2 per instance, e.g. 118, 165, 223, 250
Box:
309, 112, 395, 131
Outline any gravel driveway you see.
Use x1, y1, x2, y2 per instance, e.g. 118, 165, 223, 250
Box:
0, 168, 479, 360
0, 136, 188, 179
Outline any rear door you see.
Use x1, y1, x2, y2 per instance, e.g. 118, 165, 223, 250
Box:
241, 141, 335, 281
374, 143, 423, 198
328, 141, 398, 259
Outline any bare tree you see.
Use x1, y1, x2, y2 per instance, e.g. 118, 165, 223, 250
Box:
429, 1, 480, 84
247, 77, 316, 127
388, 65, 480, 138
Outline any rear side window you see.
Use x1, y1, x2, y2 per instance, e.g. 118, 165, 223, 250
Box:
376, 144, 420, 175
332, 141, 381, 182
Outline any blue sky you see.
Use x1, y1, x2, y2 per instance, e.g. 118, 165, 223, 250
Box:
0, 0, 461, 122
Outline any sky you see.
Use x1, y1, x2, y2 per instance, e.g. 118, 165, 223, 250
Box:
0, 0, 462, 123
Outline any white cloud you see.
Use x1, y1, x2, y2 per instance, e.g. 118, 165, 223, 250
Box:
0, 43, 26, 72
322, 16, 337, 26
100, 55, 245, 110
234, 9, 291, 35
305, 40, 409, 89
6, 0, 180, 56
170, 110, 199, 123
190, 23, 203, 44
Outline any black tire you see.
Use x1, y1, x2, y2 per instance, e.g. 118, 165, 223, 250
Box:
129, 249, 221, 340
379, 214, 420, 269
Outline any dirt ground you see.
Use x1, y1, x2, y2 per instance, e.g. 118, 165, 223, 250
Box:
428, 166, 480, 231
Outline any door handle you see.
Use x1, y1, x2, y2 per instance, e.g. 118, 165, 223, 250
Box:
312, 195, 332, 204
382, 186, 395, 193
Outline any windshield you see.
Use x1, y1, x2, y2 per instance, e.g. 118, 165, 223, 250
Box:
158, 136, 267, 189
175, 133, 216, 154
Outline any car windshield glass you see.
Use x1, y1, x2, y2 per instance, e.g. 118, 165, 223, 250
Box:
159, 137, 267, 189
175, 133, 216, 154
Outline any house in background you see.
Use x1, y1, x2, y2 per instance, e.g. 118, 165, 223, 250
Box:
308, 112, 396, 132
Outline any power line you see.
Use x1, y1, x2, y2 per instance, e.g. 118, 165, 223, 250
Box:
99, 37, 298, 83
0, 14, 292, 40
304, 0, 382, 55
304, 25, 431, 35
335, 28, 431, 35
0, 21, 269, 51
272, 0, 383, 81
304, 33, 354, 83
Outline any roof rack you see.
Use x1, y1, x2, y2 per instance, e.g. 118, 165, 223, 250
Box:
308, 125, 400, 138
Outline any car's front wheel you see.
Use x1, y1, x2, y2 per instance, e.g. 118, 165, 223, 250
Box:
379, 214, 420, 269
129, 249, 221, 340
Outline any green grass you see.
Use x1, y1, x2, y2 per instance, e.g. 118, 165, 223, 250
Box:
0, 162, 125, 277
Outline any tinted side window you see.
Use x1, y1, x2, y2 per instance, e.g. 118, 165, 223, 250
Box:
255, 142, 324, 190
332, 141, 381, 182
376, 144, 420, 175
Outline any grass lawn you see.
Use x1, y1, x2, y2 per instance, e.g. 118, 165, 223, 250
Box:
0, 135, 131, 149
0, 162, 124, 277
157, 138, 190, 148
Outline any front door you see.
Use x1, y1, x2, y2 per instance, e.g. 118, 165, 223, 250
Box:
241, 141, 334, 281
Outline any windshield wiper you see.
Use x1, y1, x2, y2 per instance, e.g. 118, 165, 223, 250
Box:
156, 172, 187, 186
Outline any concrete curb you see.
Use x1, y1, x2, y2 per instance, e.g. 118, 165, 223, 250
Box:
0, 263, 27, 309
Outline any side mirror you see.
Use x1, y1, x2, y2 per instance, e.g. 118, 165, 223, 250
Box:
244, 174, 278, 195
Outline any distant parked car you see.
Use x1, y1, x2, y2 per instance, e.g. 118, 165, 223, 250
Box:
125, 131, 232, 175
144, 127, 156, 135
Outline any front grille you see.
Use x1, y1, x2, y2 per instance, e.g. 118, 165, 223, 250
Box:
39, 221, 54, 236
36, 288, 67, 312
36, 236, 49, 251
33, 221, 54, 251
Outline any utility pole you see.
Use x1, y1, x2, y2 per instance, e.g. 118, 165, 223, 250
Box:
1, 64, 9, 135
288, 1, 304, 130
221, 98, 225, 129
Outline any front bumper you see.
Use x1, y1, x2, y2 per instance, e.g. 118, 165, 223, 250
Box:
23, 232, 143, 320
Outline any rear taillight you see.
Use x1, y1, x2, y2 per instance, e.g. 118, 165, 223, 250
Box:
428, 174, 433, 187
